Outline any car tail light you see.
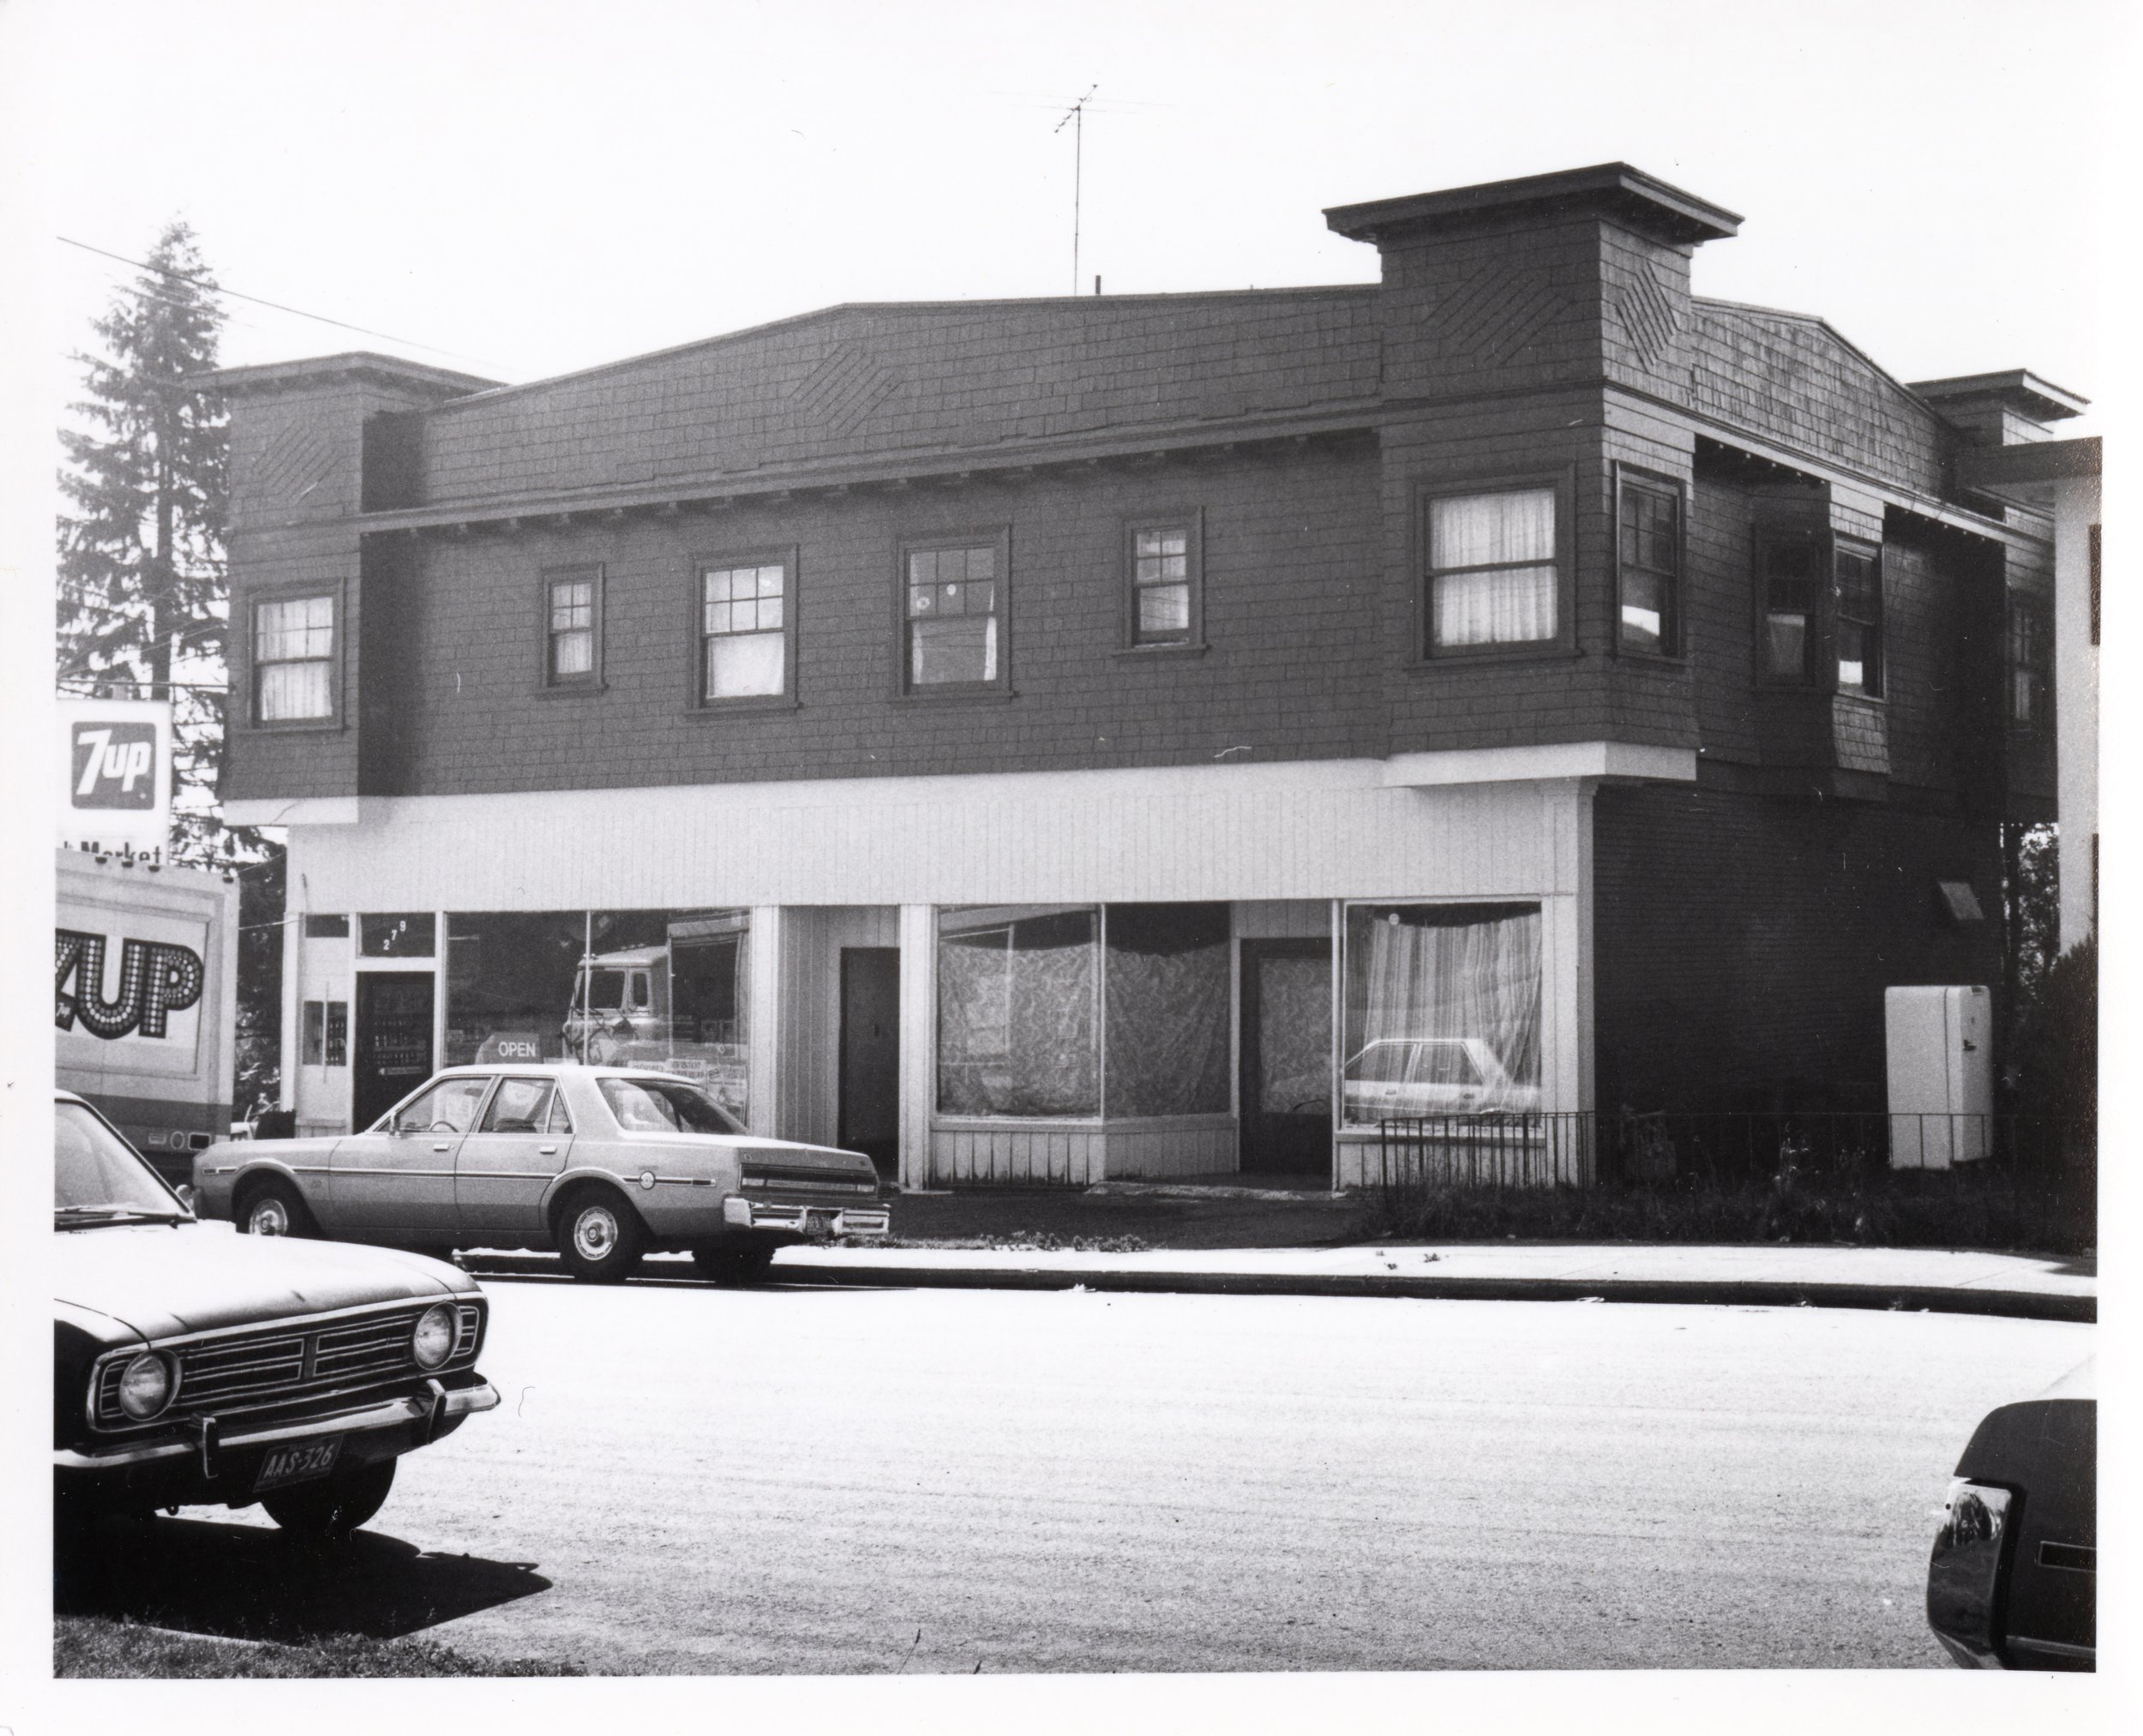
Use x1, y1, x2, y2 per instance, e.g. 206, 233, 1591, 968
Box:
1927, 1478, 2013, 1665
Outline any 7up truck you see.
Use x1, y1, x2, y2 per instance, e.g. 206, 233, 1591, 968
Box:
55, 699, 239, 1183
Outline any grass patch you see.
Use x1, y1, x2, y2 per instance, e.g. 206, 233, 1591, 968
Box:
55, 1615, 582, 1679
1362, 1162, 2092, 1255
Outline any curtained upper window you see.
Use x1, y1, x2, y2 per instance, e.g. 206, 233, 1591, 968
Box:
1426, 488, 1558, 651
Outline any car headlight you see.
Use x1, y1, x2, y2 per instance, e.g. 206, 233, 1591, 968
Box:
411, 1303, 458, 1370
1927, 1477, 2013, 1664
117, 1351, 176, 1421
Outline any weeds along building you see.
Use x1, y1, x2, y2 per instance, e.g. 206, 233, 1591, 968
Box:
207, 163, 2068, 1188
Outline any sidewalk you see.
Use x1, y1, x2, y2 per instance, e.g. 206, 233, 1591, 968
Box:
761, 1239, 2095, 1322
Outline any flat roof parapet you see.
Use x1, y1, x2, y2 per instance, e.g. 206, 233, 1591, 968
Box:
1324, 161, 1742, 248
194, 351, 501, 399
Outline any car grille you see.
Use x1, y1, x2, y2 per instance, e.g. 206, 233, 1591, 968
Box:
92, 1300, 483, 1430
740, 1158, 879, 1195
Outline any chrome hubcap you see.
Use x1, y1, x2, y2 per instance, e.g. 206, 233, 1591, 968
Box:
573, 1206, 618, 1260
249, 1198, 290, 1235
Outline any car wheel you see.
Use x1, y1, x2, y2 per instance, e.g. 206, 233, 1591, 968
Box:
261, 1457, 396, 1548
691, 1244, 776, 1286
555, 1188, 646, 1283
238, 1179, 314, 1239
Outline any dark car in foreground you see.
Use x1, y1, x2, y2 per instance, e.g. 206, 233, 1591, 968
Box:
1926, 1359, 2095, 1671
56, 1091, 498, 1546
191, 1063, 890, 1283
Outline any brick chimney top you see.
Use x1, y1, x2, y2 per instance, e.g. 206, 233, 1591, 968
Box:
1324, 162, 1742, 249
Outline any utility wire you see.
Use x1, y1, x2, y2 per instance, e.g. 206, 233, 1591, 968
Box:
57, 235, 504, 372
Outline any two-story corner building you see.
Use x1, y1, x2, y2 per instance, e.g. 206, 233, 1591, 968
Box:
206, 163, 2066, 1191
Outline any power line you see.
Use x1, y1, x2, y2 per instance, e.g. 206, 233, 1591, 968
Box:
57, 235, 504, 372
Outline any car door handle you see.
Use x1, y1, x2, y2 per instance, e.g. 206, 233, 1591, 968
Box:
432, 1143, 452, 1153
538, 1144, 557, 1155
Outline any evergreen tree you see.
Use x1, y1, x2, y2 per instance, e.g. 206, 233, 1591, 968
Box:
57, 220, 235, 862
57, 222, 285, 1108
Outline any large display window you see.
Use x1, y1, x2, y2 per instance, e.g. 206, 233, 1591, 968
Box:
1103, 903, 1231, 1117
1340, 902, 1541, 1127
937, 905, 1099, 1117
936, 903, 1232, 1120
440, 908, 752, 1117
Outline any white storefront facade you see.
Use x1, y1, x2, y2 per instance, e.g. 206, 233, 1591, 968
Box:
239, 742, 1691, 1189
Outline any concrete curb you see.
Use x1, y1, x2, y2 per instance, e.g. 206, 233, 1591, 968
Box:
765, 1258, 2097, 1322
459, 1250, 2092, 1323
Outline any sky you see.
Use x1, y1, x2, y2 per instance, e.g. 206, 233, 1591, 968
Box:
3, 0, 2129, 405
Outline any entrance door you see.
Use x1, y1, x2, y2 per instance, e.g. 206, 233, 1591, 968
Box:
1240, 938, 1333, 1177
839, 948, 900, 1177
353, 971, 435, 1131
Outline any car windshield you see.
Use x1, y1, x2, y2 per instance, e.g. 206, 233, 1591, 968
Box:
1350, 1042, 1481, 1085
599, 1077, 742, 1136
56, 1102, 188, 1223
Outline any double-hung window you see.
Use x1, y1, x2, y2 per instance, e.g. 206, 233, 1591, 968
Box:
1617, 476, 1681, 656
1834, 544, 1882, 696
904, 537, 1005, 690
2008, 591, 2051, 732
700, 555, 789, 700
1126, 518, 1201, 648
1758, 536, 1822, 682
544, 568, 600, 687
254, 593, 336, 722
1426, 487, 1558, 652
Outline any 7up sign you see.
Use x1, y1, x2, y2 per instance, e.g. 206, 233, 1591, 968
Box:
57, 698, 172, 857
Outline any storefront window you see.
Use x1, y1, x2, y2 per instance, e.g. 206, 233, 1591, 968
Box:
1341, 903, 1541, 1127
443, 912, 588, 1067
937, 905, 1098, 1116
580, 910, 751, 1119
1104, 904, 1231, 1117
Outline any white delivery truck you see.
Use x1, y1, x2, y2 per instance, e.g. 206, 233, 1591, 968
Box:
56, 847, 240, 1185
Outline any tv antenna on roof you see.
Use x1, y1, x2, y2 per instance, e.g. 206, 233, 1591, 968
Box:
1053, 85, 1099, 296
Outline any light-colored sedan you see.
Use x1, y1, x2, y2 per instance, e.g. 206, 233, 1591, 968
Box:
191, 1065, 890, 1284
1340, 1036, 1542, 1121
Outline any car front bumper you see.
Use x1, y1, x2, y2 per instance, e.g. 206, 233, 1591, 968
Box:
55, 1377, 499, 1508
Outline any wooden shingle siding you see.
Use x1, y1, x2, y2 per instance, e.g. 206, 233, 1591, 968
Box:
414, 292, 1384, 508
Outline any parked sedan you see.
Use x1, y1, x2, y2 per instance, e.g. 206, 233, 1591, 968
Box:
191, 1064, 891, 1283
55, 1092, 496, 1546
1926, 1359, 2095, 1670
1340, 1036, 1542, 1121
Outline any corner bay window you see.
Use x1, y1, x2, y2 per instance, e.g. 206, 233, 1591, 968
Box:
702, 559, 788, 700
254, 594, 334, 721
546, 571, 597, 683
934, 904, 1231, 1120
1759, 537, 1820, 681
1834, 544, 1882, 696
1426, 487, 1557, 651
1617, 478, 1680, 656
906, 542, 1001, 688
2008, 592, 2051, 731
1341, 903, 1542, 1127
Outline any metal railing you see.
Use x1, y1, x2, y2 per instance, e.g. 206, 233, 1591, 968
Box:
1373, 1109, 2093, 1249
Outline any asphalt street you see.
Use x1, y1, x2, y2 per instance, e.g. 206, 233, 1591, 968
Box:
73, 1277, 2090, 1673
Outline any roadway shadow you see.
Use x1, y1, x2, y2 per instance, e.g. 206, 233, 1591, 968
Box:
55, 1511, 550, 1643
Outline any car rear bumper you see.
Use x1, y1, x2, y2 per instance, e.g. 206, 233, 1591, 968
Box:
723, 1195, 890, 1237
55, 1377, 498, 1506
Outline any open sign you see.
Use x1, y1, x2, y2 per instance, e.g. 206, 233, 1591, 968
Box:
476, 1030, 546, 1064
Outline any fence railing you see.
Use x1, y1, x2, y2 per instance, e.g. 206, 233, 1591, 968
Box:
1376, 1110, 2080, 1192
